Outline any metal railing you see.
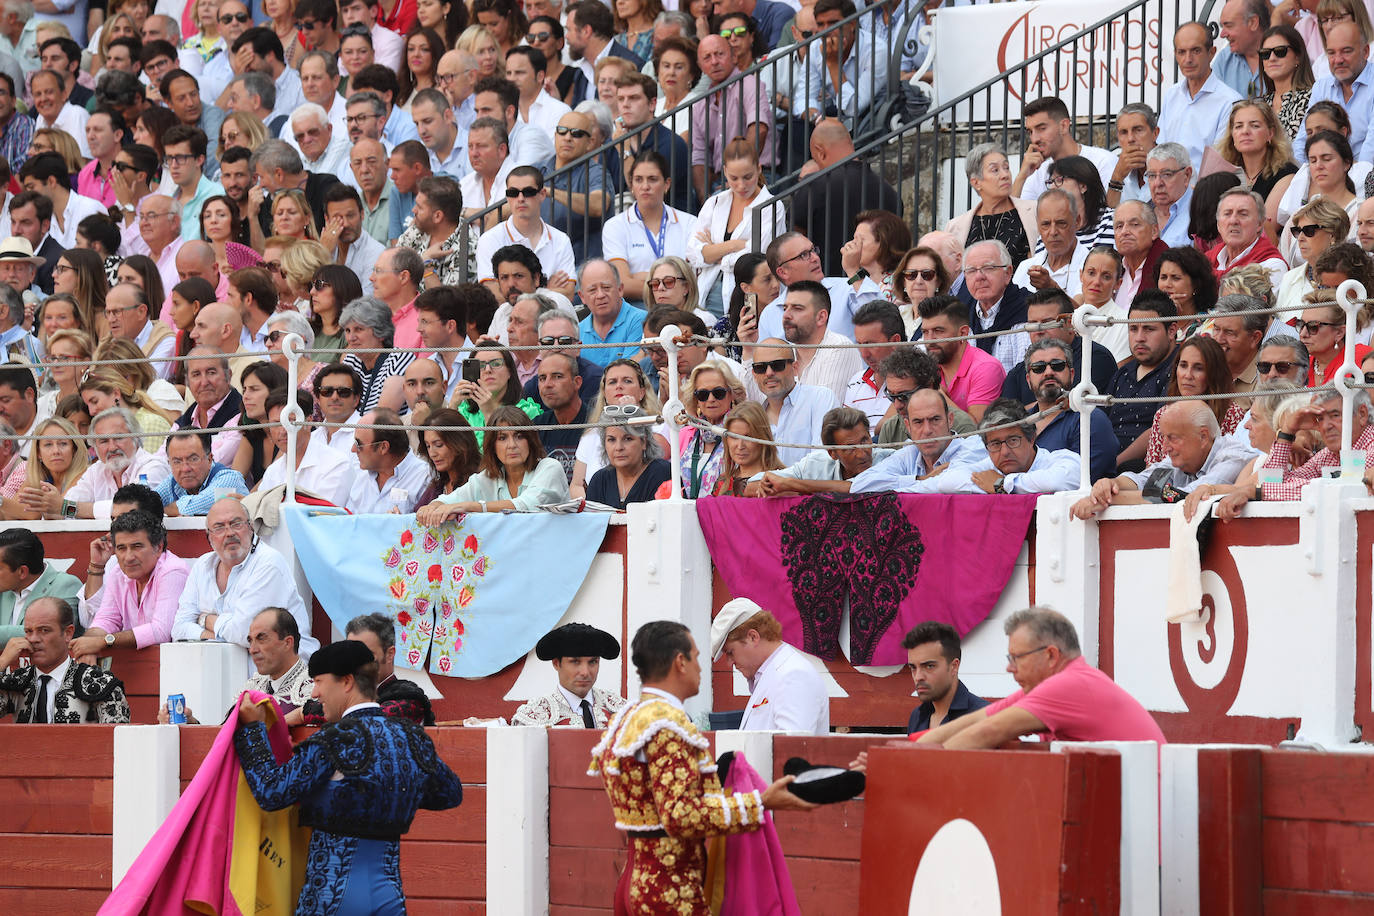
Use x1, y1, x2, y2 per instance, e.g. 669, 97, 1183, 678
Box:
751, 0, 1221, 263
454, 0, 921, 287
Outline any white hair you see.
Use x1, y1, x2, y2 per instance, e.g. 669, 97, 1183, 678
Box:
290, 102, 330, 128
1168, 400, 1220, 437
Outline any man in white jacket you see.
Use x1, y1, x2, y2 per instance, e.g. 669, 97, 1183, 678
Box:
710, 597, 829, 735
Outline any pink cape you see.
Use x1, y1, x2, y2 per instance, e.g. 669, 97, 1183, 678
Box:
99, 692, 295, 916
720, 754, 801, 916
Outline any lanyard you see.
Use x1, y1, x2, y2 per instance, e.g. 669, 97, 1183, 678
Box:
635, 204, 668, 260
689, 433, 703, 499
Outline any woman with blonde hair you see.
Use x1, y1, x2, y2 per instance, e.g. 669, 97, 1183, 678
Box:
28, 128, 84, 174
78, 367, 173, 451
1276, 197, 1351, 315
686, 139, 786, 317
666, 359, 746, 498
1215, 100, 1298, 233
1, 417, 88, 520
218, 111, 268, 157
715, 400, 782, 496
643, 255, 703, 317
570, 358, 669, 497
37, 328, 93, 419
456, 24, 503, 79
271, 189, 318, 241
281, 239, 329, 311
92, 338, 183, 418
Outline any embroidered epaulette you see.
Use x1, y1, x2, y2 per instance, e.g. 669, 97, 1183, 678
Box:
605, 698, 707, 761
71, 664, 124, 704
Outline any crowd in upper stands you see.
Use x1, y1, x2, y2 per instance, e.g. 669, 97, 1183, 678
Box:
0, 0, 1371, 718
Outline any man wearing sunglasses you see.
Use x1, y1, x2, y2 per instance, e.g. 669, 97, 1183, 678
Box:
1003, 289, 1117, 409
521, 311, 604, 408
310, 363, 365, 455
199, 0, 252, 104
1255, 335, 1308, 387
752, 337, 839, 465
475, 168, 576, 297
1020, 339, 1119, 483
542, 110, 611, 262
760, 279, 862, 404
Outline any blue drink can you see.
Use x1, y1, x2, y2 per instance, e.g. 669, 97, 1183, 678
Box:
167, 694, 187, 724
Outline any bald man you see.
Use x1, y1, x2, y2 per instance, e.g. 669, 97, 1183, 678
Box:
917, 231, 965, 295
691, 33, 771, 202
191, 303, 255, 384
174, 241, 228, 297
437, 49, 478, 134
791, 118, 901, 275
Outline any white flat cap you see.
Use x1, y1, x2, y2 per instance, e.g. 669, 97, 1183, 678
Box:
710, 597, 763, 661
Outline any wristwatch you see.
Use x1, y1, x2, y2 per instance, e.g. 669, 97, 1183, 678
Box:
848, 267, 869, 284
103, 632, 115, 647
1277, 431, 1296, 442
992, 477, 1008, 494
61, 499, 76, 519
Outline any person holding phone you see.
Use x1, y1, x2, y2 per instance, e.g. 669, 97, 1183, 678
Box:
453, 340, 543, 447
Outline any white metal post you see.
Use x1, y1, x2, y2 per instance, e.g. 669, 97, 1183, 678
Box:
1335, 280, 1366, 458
281, 332, 305, 503
658, 324, 684, 501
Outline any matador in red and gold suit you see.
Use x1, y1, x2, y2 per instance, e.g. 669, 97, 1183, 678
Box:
589, 686, 765, 915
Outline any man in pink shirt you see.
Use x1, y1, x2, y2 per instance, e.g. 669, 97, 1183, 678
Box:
69, 510, 190, 663
918, 294, 1006, 424
373, 246, 423, 351
913, 606, 1165, 748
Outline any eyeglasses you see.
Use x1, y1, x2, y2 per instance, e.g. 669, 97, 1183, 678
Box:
105, 303, 143, 315
900, 268, 938, 283
113, 161, 141, 174
694, 386, 730, 401
963, 264, 1008, 277
164, 153, 198, 166
525, 30, 552, 42
218, 11, 249, 23
884, 388, 915, 404
1045, 174, 1067, 188
1290, 223, 1330, 238
345, 113, 378, 125
1027, 358, 1069, 374
137, 210, 174, 222
51, 263, 73, 275
1258, 45, 1292, 60
436, 72, 458, 85
265, 261, 283, 275
505, 185, 540, 198
317, 386, 355, 398
1006, 645, 1048, 665
1320, 13, 1353, 24
370, 265, 402, 275
984, 434, 1025, 453
1143, 167, 1186, 182
555, 125, 591, 139
719, 26, 749, 37
476, 358, 504, 371
1366, 371, 1374, 385
777, 245, 819, 268
207, 518, 249, 536
294, 18, 318, 29
293, 127, 325, 143
799, 29, 815, 38
265, 330, 287, 344
752, 358, 794, 375
648, 276, 685, 290
1297, 320, 1342, 335
539, 335, 577, 346
1257, 360, 1300, 375
310, 278, 332, 291
603, 404, 645, 418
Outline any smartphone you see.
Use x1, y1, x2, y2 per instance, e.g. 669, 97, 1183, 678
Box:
742, 292, 758, 324
461, 358, 481, 384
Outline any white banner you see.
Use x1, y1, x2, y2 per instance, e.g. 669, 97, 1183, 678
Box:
931, 0, 1214, 121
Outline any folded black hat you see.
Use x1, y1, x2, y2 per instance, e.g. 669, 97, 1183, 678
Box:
535, 623, 621, 661
308, 639, 375, 678
781, 756, 865, 805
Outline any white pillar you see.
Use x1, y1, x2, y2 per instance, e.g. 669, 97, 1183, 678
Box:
159, 641, 251, 723
111, 724, 180, 886
485, 727, 549, 915
625, 499, 714, 718
1159, 744, 1201, 915
1031, 492, 1100, 666
714, 729, 777, 780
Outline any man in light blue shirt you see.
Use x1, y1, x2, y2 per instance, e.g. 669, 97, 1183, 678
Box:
902, 398, 1081, 495
1294, 21, 1374, 163
750, 406, 895, 494
797, 0, 888, 131
1211, 0, 1266, 98
577, 259, 646, 367
1158, 22, 1241, 173
1109, 103, 1159, 206
753, 338, 840, 465
1146, 143, 1196, 247
852, 389, 988, 492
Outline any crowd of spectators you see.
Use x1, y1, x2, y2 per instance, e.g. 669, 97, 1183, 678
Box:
0, 0, 1369, 723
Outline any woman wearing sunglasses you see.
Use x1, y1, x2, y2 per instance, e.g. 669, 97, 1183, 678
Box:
571, 358, 669, 498
585, 405, 673, 509
1277, 198, 1350, 317
664, 359, 745, 498
1297, 288, 1373, 386
416, 405, 570, 523
309, 264, 364, 355
1259, 25, 1314, 139
454, 340, 543, 448
889, 246, 950, 337
643, 256, 703, 317
604, 152, 696, 304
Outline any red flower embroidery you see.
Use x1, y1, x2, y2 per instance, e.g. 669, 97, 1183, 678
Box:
400, 529, 413, 547
397, 610, 412, 626
464, 534, 478, 553
427, 564, 442, 583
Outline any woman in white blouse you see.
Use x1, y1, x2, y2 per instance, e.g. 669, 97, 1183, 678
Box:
415, 406, 570, 523
686, 139, 787, 318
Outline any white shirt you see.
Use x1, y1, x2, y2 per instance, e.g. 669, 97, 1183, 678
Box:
686, 185, 787, 300
748, 330, 862, 406
507, 119, 555, 169
1021, 144, 1118, 201
297, 132, 352, 179
602, 205, 695, 278
524, 91, 571, 135
768, 382, 840, 465
369, 23, 403, 71
906, 445, 1082, 495
310, 411, 359, 455
474, 217, 576, 284
1012, 242, 1089, 299
342, 232, 387, 297
259, 437, 360, 507
1214, 237, 1287, 290
738, 642, 829, 735
1157, 72, 1241, 173
171, 542, 318, 656
38, 102, 90, 157
460, 158, 515, 211
67, 448, 171, 517
844, 367, 889, 426
346, 451, 432, 514
757, 276, 883, 343
752, 447, 896, 483
52, 192, 107, 248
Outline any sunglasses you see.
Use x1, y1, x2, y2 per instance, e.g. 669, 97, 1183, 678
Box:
265, 330, 287, 343
694, 386, 730, 401
525, 30, 552, 42
505, 186, 540, 198
719, 26, 749, 37
218, 11, 249, 23
884, 389, 915, 404
1027, 358, 1069, 374
1367, 371, 1374, 385
539, 335, 576, 346
751, 358, 794, 375
603, 404, 645, 418
555, 125, 591, 139
1297, 320, 1342, 335
317, 386, 355, 398
1258, 45, 1292, 60
1257, 360, 1300, 375
1290, 223, 1328, 238
294, 19, 318, 30
311, 278, 332, 291
901, 268, 938, 283
648, 276, 684, 290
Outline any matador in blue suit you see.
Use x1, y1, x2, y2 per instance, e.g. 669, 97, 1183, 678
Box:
235, 639, 463, 916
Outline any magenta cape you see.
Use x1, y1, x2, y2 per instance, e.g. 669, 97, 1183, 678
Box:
697, 493, 1037, 666
719, 753, 801, 916
100, 692, 295, 916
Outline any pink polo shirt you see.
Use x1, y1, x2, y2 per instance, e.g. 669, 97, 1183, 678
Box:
76, 160, 116, 208
983, 656, 1166, 744
392, 297, 420, 352
943, 344, 1007, 413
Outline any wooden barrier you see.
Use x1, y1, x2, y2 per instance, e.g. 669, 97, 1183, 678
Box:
548, 728, 632, 915
1199, 747, 1374, 914
0, 726, 114, 912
